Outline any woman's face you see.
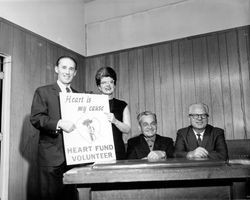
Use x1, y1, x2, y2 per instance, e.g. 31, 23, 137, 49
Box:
98, 76, 115, 95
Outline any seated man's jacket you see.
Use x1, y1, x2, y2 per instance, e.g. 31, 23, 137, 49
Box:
126, 134, 174, 159
174, 124, 228, 160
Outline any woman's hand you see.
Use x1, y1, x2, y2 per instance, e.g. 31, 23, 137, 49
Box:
105, 112, 117, 124
105, 105, 131, 133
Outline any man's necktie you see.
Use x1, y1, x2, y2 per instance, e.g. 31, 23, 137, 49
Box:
66, 87, 71, 93
197, 133, 202, 146
145, 137, 155, 151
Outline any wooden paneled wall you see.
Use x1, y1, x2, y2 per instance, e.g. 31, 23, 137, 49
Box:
85, 26, 250, 141
0, 18, 85, 200
1, 16, 250, 200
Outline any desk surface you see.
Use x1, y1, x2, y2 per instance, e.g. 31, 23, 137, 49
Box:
63, 158, 250, 185
64, 159, 250, 200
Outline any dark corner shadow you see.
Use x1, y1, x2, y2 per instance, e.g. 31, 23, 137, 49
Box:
19, 114, 40, 200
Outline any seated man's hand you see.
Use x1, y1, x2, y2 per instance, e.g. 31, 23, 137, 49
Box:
186, 147, 208, 159
147, 151, 166, 161
58, 120, 76, 133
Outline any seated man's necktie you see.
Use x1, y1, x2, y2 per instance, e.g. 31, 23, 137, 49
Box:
197, 133, 202, 146
144, 136, 155, 151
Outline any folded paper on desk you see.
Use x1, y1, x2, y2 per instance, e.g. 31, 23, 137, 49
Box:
228, 159, 250, 165
65, 163, 94, 174
92, 159, 227, 170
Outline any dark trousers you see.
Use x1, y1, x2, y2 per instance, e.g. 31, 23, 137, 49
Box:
39, 162, 78, 200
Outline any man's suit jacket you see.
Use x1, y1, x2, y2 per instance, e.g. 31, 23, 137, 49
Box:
30, 83, 77, 166
126, 134, 174, 159
174, 124, 228, 160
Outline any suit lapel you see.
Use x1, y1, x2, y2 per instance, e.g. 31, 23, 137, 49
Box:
153, 134, 160, 150
53, 82, 78, 94
201, 125, 212, 147
136, 135, 150, 157
71, 87, 78, 93
52, 83, 61, 96
51, 83, 62, 117
187, 127, 199, 149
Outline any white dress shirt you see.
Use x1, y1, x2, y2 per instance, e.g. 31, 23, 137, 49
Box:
193, 129, 205, 141
57, 80, 71, 93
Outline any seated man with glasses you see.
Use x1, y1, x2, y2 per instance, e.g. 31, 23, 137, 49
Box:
174, 103, 228, 160
127, 111, 174, 161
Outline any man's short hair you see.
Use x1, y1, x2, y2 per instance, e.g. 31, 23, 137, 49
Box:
137, 111, 157, 124
188, 103, 209, 114
56, 56, 77, 70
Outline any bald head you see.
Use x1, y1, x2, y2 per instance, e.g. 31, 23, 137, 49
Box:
188, 103, 209, 115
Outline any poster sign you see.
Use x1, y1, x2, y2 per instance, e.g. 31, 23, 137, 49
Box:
59, 93, 116, 165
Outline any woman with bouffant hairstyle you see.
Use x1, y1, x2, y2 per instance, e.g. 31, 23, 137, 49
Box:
95, 67, 131, 160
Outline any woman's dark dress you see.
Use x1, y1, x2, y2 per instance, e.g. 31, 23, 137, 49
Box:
109, 98, 127, 160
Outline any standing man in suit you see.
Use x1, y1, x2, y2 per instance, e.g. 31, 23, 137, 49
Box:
174, 103, 228, 160
127, 111, 174, 161
30, 56, 78, 200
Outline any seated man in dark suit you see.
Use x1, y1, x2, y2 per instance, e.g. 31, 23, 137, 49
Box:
174, 103, 228, 160
127, 111, 174, 161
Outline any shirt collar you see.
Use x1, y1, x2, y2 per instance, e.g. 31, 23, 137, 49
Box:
193, 129, 205, 137
144, 135, 156, 143
57, 80, 71, 93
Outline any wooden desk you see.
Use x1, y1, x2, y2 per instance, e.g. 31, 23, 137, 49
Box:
64, 159, 250, 200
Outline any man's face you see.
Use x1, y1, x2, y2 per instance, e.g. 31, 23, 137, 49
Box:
139, 115, 157, 137
189, 105, 208, 131
55, 57, 77, 85
98, 76, 115, 95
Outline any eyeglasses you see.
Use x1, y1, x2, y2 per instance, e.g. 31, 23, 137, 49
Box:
100, 79, 115, 85
189, 114, 209, 119
141, 122, 157, 128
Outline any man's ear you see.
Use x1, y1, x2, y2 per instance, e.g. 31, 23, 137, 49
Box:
138, 124, 142, 133
55, 66, 58, 73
